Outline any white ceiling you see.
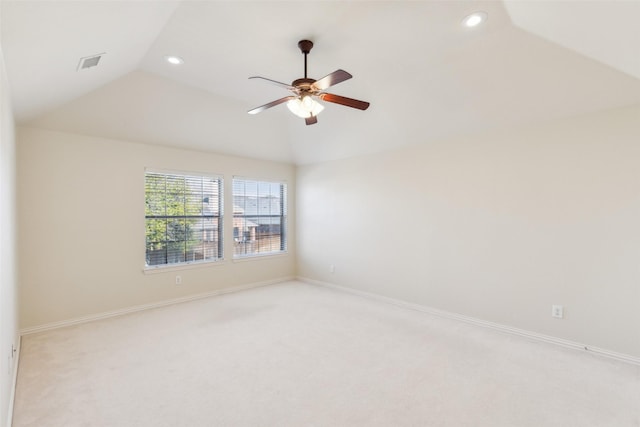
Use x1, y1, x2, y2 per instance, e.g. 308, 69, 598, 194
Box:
2, 1, 639, 165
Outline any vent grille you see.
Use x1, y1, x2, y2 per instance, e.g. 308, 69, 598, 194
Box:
77, 53, 105, 71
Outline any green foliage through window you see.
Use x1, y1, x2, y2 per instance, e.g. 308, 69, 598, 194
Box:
145, 171, 223, 267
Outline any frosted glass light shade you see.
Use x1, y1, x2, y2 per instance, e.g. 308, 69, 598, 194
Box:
287, 95, 324, 118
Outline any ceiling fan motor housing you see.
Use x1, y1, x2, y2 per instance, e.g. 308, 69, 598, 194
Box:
292, 78, 316, 90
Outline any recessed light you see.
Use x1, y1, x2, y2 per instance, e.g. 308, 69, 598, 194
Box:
462, 11, 488, 28
164, 55, 184, 65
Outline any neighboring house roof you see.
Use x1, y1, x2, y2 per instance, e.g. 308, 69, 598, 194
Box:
233, 195, 282, 216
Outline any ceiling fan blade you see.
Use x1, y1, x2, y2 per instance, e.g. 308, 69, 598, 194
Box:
319, 93, 370, 110
249, 76, 295, 91
305, 115, 318, 126
248, 96, 294, 115
311, 69, 352, 91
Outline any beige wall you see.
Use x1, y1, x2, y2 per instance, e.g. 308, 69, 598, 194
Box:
0, 42, 18, 427
297, 105, 640, 358
14, 104, 640, 362
17, 127, 296, 329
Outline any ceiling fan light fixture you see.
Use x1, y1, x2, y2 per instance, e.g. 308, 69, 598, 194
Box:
287, 95, 324, 118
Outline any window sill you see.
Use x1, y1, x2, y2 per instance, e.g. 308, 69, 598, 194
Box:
232, 252, 288, 263
143, 259, 226, 274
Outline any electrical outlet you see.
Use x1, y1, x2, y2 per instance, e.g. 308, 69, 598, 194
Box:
329, 264, 335, 274
175, 275, 182, 285
552, 305, 564, 319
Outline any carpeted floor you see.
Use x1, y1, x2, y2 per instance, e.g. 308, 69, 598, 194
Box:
12, 281, 640, 426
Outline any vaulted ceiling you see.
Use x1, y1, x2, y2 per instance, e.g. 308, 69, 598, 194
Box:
2, 1, 639, 164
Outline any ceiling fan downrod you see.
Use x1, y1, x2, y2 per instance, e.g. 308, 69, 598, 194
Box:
298, 40, 313, 79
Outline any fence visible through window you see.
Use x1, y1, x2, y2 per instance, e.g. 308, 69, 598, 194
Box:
233, 178, 286, 257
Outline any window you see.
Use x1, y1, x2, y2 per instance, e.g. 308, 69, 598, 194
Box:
233, 178, 287, 258
145, 171, 223, 267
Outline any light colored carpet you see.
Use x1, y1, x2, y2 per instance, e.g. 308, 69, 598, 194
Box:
13, 281, 640, 426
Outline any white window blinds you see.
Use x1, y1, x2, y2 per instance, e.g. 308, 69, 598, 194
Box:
145, 171, 223, 267
233, 178, 287, 257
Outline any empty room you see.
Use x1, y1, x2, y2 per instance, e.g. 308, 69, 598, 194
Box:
1, 1, 639, 426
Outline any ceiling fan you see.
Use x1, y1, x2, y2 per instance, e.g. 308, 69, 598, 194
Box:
248, 40, 370, 125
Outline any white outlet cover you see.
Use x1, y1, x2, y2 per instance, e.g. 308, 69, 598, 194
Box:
552, 305, 564, 318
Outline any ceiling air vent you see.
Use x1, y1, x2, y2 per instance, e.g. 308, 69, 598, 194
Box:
77, 53, 105, 71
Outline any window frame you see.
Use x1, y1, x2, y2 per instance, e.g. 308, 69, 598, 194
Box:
144, 168, 224, 271
232, 177, 288, 260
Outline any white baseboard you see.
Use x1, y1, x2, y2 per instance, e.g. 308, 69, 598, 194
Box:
7, 335, 20, 427
20, 277, 295, 336
299, 276, 640, 366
